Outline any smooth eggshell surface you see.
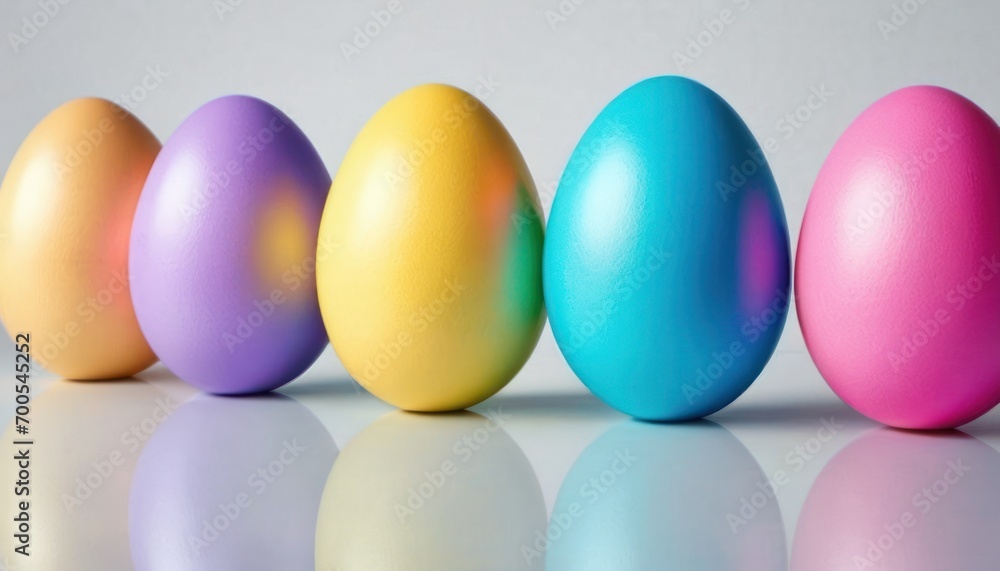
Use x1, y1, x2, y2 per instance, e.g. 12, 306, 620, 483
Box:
796, 86, 1000, 429
317, 84, 546, 411
130, 95, 330, 394
0, 98, 159, 379
544, 76, 791, 421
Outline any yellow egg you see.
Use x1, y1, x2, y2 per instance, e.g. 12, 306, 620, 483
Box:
318, 84, 545, 411
0, 98, 159, 379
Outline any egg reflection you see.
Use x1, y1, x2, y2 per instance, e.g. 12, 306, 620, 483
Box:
546, 421, 787, 571
0, 379, 181, 570
792, 428, 1000, 570
315, 410, 546, 570
128, 393, 336, 570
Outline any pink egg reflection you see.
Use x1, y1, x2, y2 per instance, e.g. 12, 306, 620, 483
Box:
792, 428, 1000, 570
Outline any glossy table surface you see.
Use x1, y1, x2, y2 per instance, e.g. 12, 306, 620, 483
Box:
3, 345, 1000, 571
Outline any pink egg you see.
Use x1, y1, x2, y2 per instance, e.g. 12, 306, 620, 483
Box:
796, 86, 1000, 429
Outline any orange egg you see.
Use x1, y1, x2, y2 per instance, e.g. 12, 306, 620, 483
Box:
0, 98, 160, 379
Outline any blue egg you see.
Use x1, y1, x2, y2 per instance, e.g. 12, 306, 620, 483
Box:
543, 76, 790, 421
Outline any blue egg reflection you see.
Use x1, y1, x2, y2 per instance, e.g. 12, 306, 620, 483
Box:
315, 410, 547, 570
544, 420, 787, 570
128, 393, 337, 571
792, 428, 1000, 570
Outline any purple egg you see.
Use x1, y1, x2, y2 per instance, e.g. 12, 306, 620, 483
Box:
130, 95, 331, 394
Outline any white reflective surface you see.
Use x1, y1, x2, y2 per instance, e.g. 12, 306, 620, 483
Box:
3, 353, 1000, 570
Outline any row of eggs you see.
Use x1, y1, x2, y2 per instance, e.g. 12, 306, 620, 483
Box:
0, 77, 998, 430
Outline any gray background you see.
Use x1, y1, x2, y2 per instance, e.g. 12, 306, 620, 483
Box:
2, 0, 1000, 554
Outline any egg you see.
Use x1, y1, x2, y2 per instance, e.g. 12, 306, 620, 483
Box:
791, 429, 1000, 569
796, 86, 1000, 429
130, 95, 330, 394
0, 98, 159, 379
317, 84, 545, 411
544, 76, 791, 421
547, 421, 787, 570
314, 411, 546, 570
129, 393, 336, 570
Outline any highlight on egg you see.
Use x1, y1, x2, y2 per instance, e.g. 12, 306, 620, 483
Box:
130, 95, 331, 395
0, 97, 160, 379
544, 75, 791, 421
796, 85, 1000, 429
317, 83, 546, 412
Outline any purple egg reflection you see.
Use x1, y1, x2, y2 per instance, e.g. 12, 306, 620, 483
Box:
792, 428, 1000, 570
128, 393, 336, 570
130, 95, 331, 394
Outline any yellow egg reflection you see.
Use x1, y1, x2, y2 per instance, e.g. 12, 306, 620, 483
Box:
315, 410, 546, 570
